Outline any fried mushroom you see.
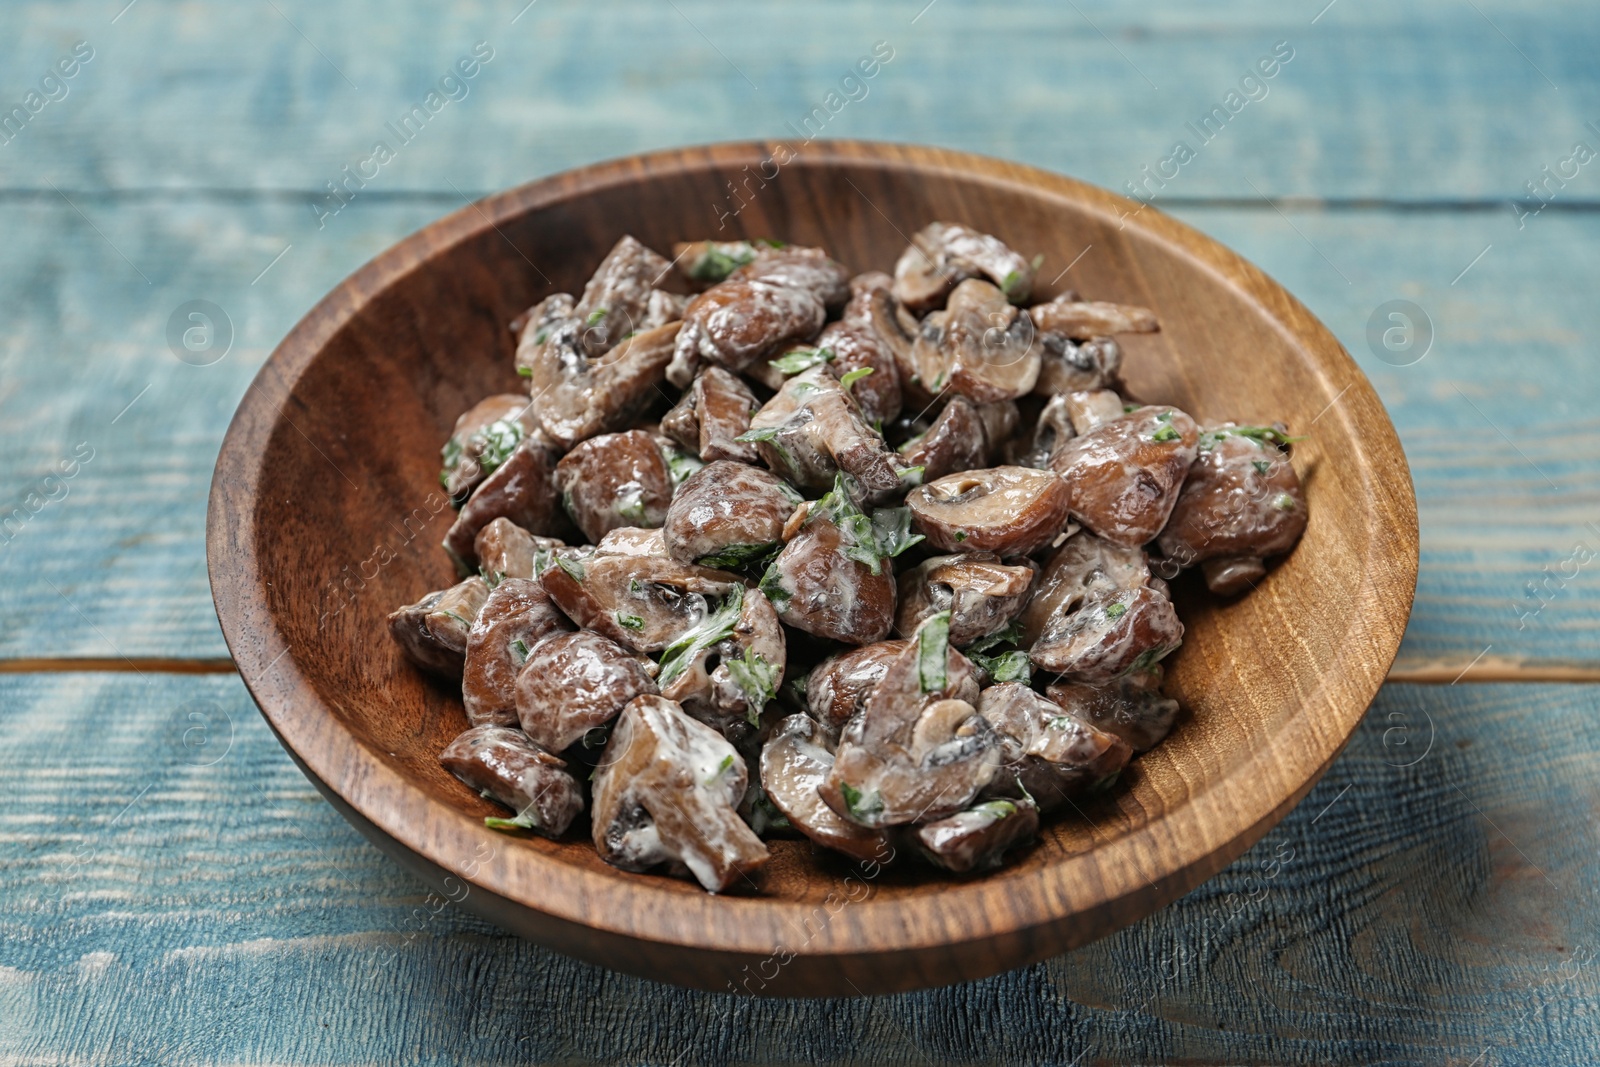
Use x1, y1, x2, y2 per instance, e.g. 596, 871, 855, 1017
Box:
907, 466, 1072, 556
892, 222, 1037, 313
439, 725, 584, 838
805, 640, 909, 739
657, 584, 786, 741
1045, 665, 1182, 753
591, 694, 769, 892
1033, 335, 1123, 397
521, 320, 682, 449
977, 683, 1132, 812
906, 279, 1041, 404
515, 630, 659, 752
742, 366, 905, 494
570, 235, 675, 357
1051, 405, 1199, 548
820, 613, 996, 828
912, 796, 1039, 874
761, 713, 894, 863
540, 550, 744, 653
387, 576, 490, 679
439, 394, 536, 503
474, 518, 564, 586
1029, 296, 1160, 340
462, 577, 573, 726
662, 460, 802, 568
444, 429, 573, 569
659, 365, 762, 464
895, 553, 1035, 647
554, 429, 676, 543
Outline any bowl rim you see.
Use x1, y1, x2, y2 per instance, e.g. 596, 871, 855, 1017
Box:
208, 139, 1418, 971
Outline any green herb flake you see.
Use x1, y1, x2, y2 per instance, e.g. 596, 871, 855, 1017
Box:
871, 506, 925, 561
1252, 460, 1273, 475
696, 541, 780, 570
705, 753, 736, 786
484, 810, 540, 832
533, 328, 550, 345
1151, 425, 1181, 443
1273, 493, 1297, 511
954, 530, 968, 542
838, 366, 875, 392
555, 554, 586, 583
510, 638, 531, 665
725, 647, 782, 724
918, 611, 952, 693
1000, 269, 1026, 301
971, 648, 1031, 684
1123, 403, 1139, 413
973, 799, 1018, 820
768, 347, 835, 375
665, 447, 705, 488
657, 585, 745, 688
586, 308, 607, 326
1105, 602, 1127, 620
516, 365, 533, 377
615, 612, 645, 631
839, 782, 884, 821
735, 425, 782, 444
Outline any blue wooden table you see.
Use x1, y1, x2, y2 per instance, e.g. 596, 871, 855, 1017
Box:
3, 2, 1598, 1063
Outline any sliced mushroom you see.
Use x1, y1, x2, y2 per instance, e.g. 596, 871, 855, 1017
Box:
897, 396, 987, 484
591, 694, 769, 892
895, 552, 1035, 647
659, 365, 762, 464
644, 288, 689, 328
474, 518, 564, 586
906, 279, 1040, 405
760, 478, 912, 644
554, 429, 676, 543
1019, 530, 1184, 683
570, 235, 675, 357
522, 320, 681, 449
540, 550, 743, 653
440, 394, 536, 503
510, 292, 576, 355
1034, 335, 1123, 397
1051, 405, 1200, 548
815, 319, 903, 427
1010, 393, 1077, 469
977, 683, 1132, 812
443, 429, 572, 569
662, 460, 802, 568
804, 640, 909, 740
760, 713, 894, 863
907, 466, 1072, 556
594, 525, 670, 559
1155, 424, 1308, 594
1063, 389, 1128, 434
439, 725, 584, 838
731, 245, 852, 308
515, 629, 659, 753
386, 577, 490, 679
742, 366, 905, 494
820, 613, 995, 828
657, 584, 786, 742
892, 222, 1037, 313
462, 577, 574, 726
1029, 296, 1159, 340
1045, 666, 1181, 754
912, 796, 1039, 874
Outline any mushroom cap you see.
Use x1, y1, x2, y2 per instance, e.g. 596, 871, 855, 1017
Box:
895, 552, 1036, 647
912, 796, 1040, 874
805, 640, 909, 738
386, 577, 490, 679
1028, 297, 1160, 340
907, 279, 1041, 404
462, 577, 573, 727
892, 222, 1036, 314
540, 550, 743, 653
760, 713, 894, 864
1051, 405, 1199, 548
763, 509, 896, 645
1045, 668, 1181, 754
554, 430, 676, 544
524, 321, 681, 449
662, 460, 800, 567
907, 465, 1073, 556
515, 629, 659, 753
439, 725, 585, 839
444, 433, 573, 567
977, 683, 1132, 812
1033, 334, 1123, 397
1155, 425, 1307, 569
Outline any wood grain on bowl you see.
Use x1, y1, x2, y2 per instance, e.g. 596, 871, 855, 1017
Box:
207, 141, 1417, 996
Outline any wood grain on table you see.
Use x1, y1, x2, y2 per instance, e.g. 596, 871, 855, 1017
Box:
1, 0, 1596, 1063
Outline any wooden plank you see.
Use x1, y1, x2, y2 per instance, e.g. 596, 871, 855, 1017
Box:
0, 0, 1595, 201
1, 198, 1596, 668
3, 673, 1597, 1063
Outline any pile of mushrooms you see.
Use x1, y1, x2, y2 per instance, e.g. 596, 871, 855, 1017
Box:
390, 224, 1308, 892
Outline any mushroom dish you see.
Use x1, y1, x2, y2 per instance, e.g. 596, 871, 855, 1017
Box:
388, 224, 1309, 892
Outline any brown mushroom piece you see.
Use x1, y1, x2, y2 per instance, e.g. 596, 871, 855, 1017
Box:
820, 613, 996, 828
760, 713, 894, 864
1033, 335, 1123, 397
759, 477, 919, 645
439, 725, 585, 838
510, 292, 576, 359
1019, 530, 1184, 683
386, 576, 490, 679
977, 683, 1132, 812
462, 577, 574, 726
644, 289, 689, 328
662, 460, 802, 568
803, 640, 909, 741
907, 466, 1073, 556
514, 629, 659, 753
443, 431, 571, 569
1155, 424, 1308, 596
591, 694, 769, 892
656, 584, 787, 742
553, 429, 676, 543
439, 394, 536, 503
895, 552, 1035, 647
673, 239, 784, 287
666, 246, 848, 387
1051, 405, 1200, 548
474, 518, 564, 587
1045, 665, 1182, 754
1062, 389, 1128, 434
569, 235, 675, 357
594, 525, 670, 559
540, 549, 744, 653
742, 366, 905, 494
892, 222, 1037, 313
659, 365, 762, 464
912, 796, 1040, 874
1009, 393, 1078, 470
906, 279, 1041, 405
1029, 296, 1160, 340
521, 320, 682, 449
896, 395, 1007, 484
814, 319, 903, 428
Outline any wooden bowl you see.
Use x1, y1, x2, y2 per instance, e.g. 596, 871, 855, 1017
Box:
208, 141, 1417, 996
